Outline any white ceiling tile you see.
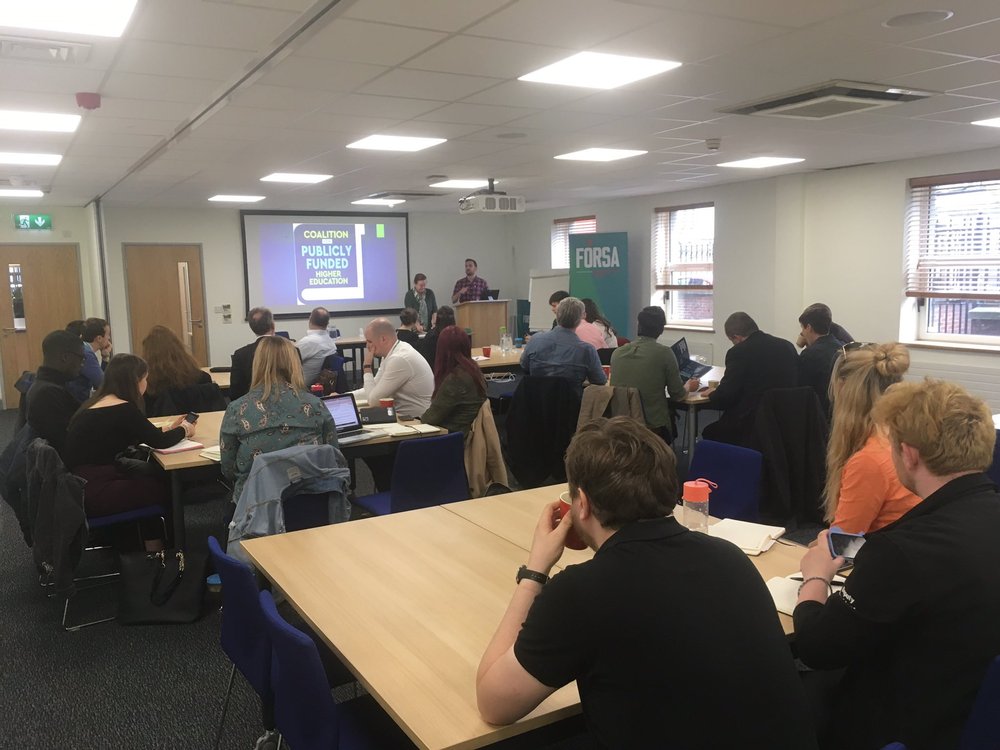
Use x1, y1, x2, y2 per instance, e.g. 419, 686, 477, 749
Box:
115, 40, 256, 80
806, 0, 1000, 45
502, 109, 622, 132
102, 72, 224, 104
415, 102, 540, 126
405, 36, 569, 79
0, 61, 104, 95
614, 0, 884, 29
230, 84, 337, 110
76, 115, 176, 137
257, 56, 388, 92
379, 121, 489, 139
295, 19, 447, 66
951, 79, 1000, 100
358, 68, 503, 100
88, 98, 201, 122
223, 0, 317, 11
129, 0, 299, 51
915, 102, 1000, 124
594, 12, 788, 64
319, 94, 444, 120
906, 19, 1000, 59
460, 81, 590, 109
288, 113, 405, 135
890, 59, 1000, 92
465, 0, 663, 47
342, 0, 511, 32
70, 129, 165, 149
202, 105, 316, 130
564, 91, 692, 117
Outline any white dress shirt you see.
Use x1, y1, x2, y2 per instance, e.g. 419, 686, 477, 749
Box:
351, 339, 434, 418
295, 328, 340, 384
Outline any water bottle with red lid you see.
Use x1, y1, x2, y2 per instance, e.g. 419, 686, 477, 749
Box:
681, 477, 716, 533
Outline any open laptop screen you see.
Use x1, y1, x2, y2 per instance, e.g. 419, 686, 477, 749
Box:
323, 393, 361, 433
671, 337, 690, 364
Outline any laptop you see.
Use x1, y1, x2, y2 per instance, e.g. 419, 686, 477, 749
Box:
481, 288, 500, 301
670, 337, 712, 380
323, 393, 387, 445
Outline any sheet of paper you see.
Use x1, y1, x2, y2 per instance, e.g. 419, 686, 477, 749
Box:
708, 518, 786, 554
149, 439, 204, 454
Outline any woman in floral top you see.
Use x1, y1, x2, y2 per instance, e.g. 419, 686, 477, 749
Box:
220, 336, 337, 502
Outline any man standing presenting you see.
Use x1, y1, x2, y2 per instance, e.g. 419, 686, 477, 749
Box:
611, 306, 699, 443
451, 258, 489, 303
404, 273, 437, 331
702, 311, 798, 446
520, 297, 606, 391
794, 379, 1000, 749
476, 417, 817, 749
295, 307, 338, 385
351, 318, 433, 419
796, 304, 844, 415
230, 307, 276, 400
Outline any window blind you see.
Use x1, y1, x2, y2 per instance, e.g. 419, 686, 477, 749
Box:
653, 204, 714, 289
551, 215, 596, 269
905, 177, 1000, 300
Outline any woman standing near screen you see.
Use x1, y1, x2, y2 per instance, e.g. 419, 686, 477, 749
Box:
404, 273, 437, 332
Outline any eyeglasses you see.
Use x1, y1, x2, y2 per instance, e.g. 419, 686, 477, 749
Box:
842, 341, 876, 352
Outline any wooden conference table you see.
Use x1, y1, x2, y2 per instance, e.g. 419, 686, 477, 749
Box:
150, 410, 445, 547
242, 485, 802, 750
472, 345, 523, 370
203, 367, 230, 390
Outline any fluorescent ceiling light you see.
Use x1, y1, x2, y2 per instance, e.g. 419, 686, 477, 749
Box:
554, 148, 647, 162
717, 157, 804, 169
0, 188, 44, 198
0, 109, 81, 133
0, 152, 62, 166
352, 198, 405, 206
519, 51, 681, 90
260, 172, 333, 184
429, 179, 490, 189
971, 117, 1000, 128
0, 0, 138, 38
346, 135, 446, 152
208, 195, 266, 203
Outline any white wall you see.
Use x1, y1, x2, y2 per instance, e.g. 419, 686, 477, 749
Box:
507, 145, 1000, 410
99, 206, 514, 364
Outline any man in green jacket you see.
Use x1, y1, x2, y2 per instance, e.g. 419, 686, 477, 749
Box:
403, 273, 437, 332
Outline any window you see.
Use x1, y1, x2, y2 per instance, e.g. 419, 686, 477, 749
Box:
906, 172, 1000, 345
652, 203, 714, 328
551, 215, 596, 269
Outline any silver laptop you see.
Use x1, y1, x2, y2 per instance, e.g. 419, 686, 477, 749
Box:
322, 393, 364, 437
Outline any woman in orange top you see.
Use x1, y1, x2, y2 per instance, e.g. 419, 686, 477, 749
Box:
824, 342, 921, 533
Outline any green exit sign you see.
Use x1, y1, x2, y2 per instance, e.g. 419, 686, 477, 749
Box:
14, 214, 52, 230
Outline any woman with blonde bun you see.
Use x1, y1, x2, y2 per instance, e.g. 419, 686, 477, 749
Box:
824, 342, 921, 532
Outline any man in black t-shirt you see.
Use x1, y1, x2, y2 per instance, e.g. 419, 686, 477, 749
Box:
476, 417, 818, 749
26, 330, 87, 460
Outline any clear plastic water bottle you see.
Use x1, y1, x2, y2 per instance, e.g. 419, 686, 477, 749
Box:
499, 326, 513, 355
681, 478, 716, 533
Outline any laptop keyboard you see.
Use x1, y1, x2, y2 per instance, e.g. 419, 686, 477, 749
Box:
339, 430, 387, 445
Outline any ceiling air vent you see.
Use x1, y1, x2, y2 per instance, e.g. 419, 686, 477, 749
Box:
0, 35, 91, 64
722, 80, 934, 120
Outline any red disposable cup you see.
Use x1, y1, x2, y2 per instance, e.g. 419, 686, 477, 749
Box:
483, 346, 492, 357
601, 365, 611, 379
379, 398, 394, 408
558, 491, 587, 550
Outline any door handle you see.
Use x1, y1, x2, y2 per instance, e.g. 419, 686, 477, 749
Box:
2, 327, 16, 332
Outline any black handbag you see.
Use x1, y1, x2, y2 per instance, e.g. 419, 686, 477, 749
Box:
117, 549, 208, 625
113, 444, 160, 478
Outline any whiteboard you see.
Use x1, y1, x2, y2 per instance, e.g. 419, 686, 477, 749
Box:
528, 270, 569, 331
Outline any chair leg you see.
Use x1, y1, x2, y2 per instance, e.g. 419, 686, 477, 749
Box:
214, 663, 236, 750
62, 592, 115, 632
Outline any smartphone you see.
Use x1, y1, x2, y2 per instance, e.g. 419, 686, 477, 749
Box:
184, 412, 199, 424
827, 526, 866, 561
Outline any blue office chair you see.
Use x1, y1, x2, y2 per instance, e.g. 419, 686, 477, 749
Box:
686, 439, 763, 522
354, 432, 468, 516
207, 536, 273, 750
961, 655, 1000, 750
986, 430, 1000, 487
258, 590, 414, 750
881, 744, 906, 749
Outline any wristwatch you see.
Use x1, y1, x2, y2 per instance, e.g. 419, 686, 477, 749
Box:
516, 565, 548, 586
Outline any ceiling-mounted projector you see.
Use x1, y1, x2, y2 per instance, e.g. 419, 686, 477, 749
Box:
458, 178, 525, 214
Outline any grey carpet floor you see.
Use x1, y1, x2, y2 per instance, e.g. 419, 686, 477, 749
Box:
0, 409, 379, 750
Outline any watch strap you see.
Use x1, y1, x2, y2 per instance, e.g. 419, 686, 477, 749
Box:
516, 565, 548, 585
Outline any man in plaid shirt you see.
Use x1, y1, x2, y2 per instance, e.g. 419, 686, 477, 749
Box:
452, 258, 490, 303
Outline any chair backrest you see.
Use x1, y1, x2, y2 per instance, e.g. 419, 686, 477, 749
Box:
149, 382, 227, 417
319, 352, 348, 393
986, 430, 1000, 487
687, 439, 763, 522
258, 590, 339, 750
615, 336, 630, 346
961, 655, 1000, 750
596, 347, 614, 366
206, 536, 272, 701
390, 432, 469, 512
283, 493, 332, 532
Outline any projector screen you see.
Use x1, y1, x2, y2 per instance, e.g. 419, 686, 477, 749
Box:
240, 210, 409, 318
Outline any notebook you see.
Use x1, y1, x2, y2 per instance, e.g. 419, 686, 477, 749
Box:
670, 337, 712, 380
766, 574, 847, 616
708, 518, 786, 556
150, 439, 204, 454
322, 392, 364, 437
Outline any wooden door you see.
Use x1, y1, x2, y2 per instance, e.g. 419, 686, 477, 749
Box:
124, 244, 208, 365
0, 244, 83, 408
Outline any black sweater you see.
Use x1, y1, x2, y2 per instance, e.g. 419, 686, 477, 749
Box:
25, 367, 81, 461
65, 402, 185, 469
